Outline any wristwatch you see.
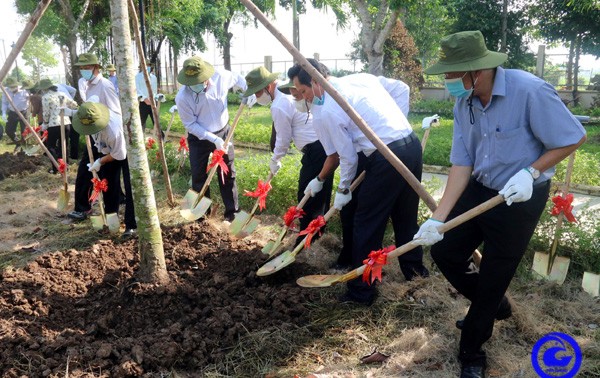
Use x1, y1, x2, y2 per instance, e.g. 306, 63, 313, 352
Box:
337, 187, 350, 194
526, 166, 540, 180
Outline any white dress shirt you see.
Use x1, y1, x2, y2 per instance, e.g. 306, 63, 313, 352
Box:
312, 73, 413, 189
80, 74, 121, 115
175, 68, 247, 141
56, 83, 77, 100
2, 88, 29, 114
93, 110, 127, 161
135, 71, 158, 101
271, 88, 318, 163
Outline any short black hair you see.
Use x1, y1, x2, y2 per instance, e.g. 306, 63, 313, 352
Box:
287, 58, 330, 87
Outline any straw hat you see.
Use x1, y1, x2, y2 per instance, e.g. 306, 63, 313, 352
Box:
177, 56, 215, 86
243, 66, 280, 97
72, 102, 110, 135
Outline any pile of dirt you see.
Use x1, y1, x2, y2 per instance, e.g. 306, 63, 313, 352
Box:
0, 222, 321, 377
0, 151, 46, 180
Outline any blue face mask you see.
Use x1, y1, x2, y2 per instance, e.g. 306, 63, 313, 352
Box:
311, 85, 325, 106
80, 69, 95, 81
147, 67, 152, 73
190, 83, 205, 93
444, 73, 474, 98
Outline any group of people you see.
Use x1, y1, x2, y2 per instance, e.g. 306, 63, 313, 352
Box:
173, 31, 586, 378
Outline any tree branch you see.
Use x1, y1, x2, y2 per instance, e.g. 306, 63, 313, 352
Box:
355, 0, 375, 53
373, 9, 400, 54
74, 0, 92, 31
56, 0, 76, 26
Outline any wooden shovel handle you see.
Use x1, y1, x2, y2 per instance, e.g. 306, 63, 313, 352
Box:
245, 172, 275, 222
85, 135, 108, 226
59, 96, 68, 187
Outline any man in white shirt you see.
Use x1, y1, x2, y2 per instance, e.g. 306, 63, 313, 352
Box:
135, 61, 158, 131
290, 59, 428, 305
1, 77, 29, 143
175, 56, 247, 222
243, 67, 334, 244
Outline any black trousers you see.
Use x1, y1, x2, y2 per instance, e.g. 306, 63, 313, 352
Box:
73, 145, 136, 229
295, 141, 334, 245
188, 127, 238, 221
68, 118, 79, 159
431, 178, 549, 366
346, 133, 426, 301
6, 110, 26, 142
139, 102, 154, 130
45, 126, 62, 173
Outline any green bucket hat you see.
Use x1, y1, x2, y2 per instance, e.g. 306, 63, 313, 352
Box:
21, 79, 35, 90
177, 56, 215, 86
72, 102, 110, 135
75, 53, 100, 66
105, 63, 116, 71
4, 77, 18, 88
243, 66, 280, 97
277, 80, 295, 95
424, 30, 508, 75
37, 78, 56, 90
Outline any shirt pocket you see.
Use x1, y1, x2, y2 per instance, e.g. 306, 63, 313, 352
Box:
494, 127, 525, 165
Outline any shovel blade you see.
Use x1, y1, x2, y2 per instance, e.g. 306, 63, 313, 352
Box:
582, 272, 600, 297
180, 192, 212, 221
90, 213, 120, 233
181, 189, 199, 210
256, 250, 296, 276
57, 190, 70, 212
262, 239, 283, 256
231, 214, 260, 238
532, 252, 570, 285
229, 211, 251, 235
296, 274, 343, 288
23, 145, 41, 156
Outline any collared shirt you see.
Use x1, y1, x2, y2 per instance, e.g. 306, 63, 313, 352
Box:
78, 77, 88, 102
377, 75, 410, 117
450, 67, 586, 191
108, 75, 119, 94
135, 71, 157, 101
93, 110, 127, 161
312, 73, 413, 189
80, 74, 121, 115
271, 88, 318, 163
56, 83, 77, 100
2, 88, 29, 114
42, 90, 77, 127
175, 68, 247, 141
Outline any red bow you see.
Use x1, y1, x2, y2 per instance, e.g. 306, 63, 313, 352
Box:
362, 245, 395, 284
41, 130, 48, 141
298, 216, 327, 249
58, 158, 66, 174
22, 128, 31, 138
207, 149, 229, 183
34, 126, 41, 133
146, 137, 156, 150
178, 137, 189, 153
244, 179, 272, 211
551, 193, 577, 223
89, 177, 108, 203
283, 206, 305, 228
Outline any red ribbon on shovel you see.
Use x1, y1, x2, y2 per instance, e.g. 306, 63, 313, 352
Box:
22, 128, 31, 138
244, 179, 272, 211
298, 215, 326, 249
362, 245, 395, 284
146, 137, 156, 150
41, 130, 48, 142
89, 177, 108, 204
551, 193, 577, 223
178, 137, 189, 153
207, 149, 229, 183
283, 206, 305, 228
57, 158, 66, 174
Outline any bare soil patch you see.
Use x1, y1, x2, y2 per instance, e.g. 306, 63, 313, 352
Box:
0, 151, 46, 180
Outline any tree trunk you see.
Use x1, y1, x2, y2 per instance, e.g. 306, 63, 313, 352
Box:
67, 35, 82, 102
500, 0, 508, 52
573, 34, 581, 106
566, 38, 575, 91
173, 47, 179, 92
223, 18, 233, 71
109, 0, 169, 284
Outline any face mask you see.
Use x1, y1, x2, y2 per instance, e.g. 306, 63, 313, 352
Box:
311, 85, 324, 106
294, 99, 310, 113
444, 73, 474, 98
256, 89, 272, 106
147, 67, 152, 73
189, 83, 205, 93
80, 69, 95, 81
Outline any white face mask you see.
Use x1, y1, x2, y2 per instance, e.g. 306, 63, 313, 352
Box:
256, 89, 272, 106
294, 99, 310, 113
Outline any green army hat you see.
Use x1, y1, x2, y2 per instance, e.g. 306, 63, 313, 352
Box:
72, 102, 110, 135
21, 79, 35, 90
75, 53, 100, 66
37, 78, 56, 90
243, 66, 280, 97
177, 56, 215, 86
277, 80, 295, 95
4, 77, 18, 88
425, 30, 508, 75
105, 63, 116, 71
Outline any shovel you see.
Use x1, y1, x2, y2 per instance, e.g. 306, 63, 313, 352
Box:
296, 194, 505, 288
261, 192, 311, 256
420, 114, 439, 152
180, 102, 246, 221
85, 135, 120, 233
257, 171, 366, 276
164, 109, 176, 141
229, 172, 274, 238
531, 152, 576, 285
56, 96, 70, 212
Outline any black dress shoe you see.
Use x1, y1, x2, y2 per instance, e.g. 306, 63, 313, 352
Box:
460, 365, 485, 378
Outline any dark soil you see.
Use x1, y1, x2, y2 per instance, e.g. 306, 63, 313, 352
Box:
0, 151, 46, 180
0, 222, 320, 377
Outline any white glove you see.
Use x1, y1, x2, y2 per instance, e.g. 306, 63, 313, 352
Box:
333, 190, 352, 210
269, 160, 282, 175
1, 113, 6, 123
59, 107, 76, 117
304, 177, 324, 197
169, 105, 178, 113
87, 158, 102, 173
154, 93, 166, 103
499, 169, 534, 206
242, 94, 257, 108
413, 218, 444, 246
41, 123, 48, 131
212, 136, 225, 151
421, 114, 440, 130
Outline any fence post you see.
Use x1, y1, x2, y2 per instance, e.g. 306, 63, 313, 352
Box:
313, 52, 320, 61
264, 55, 272, 71
535, 45, 545, 79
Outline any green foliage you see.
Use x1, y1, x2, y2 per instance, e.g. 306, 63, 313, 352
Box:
235, 106, 273, 145
411, 99, 455, 117
554, 150, 600, 186
21, 36, 59, 81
